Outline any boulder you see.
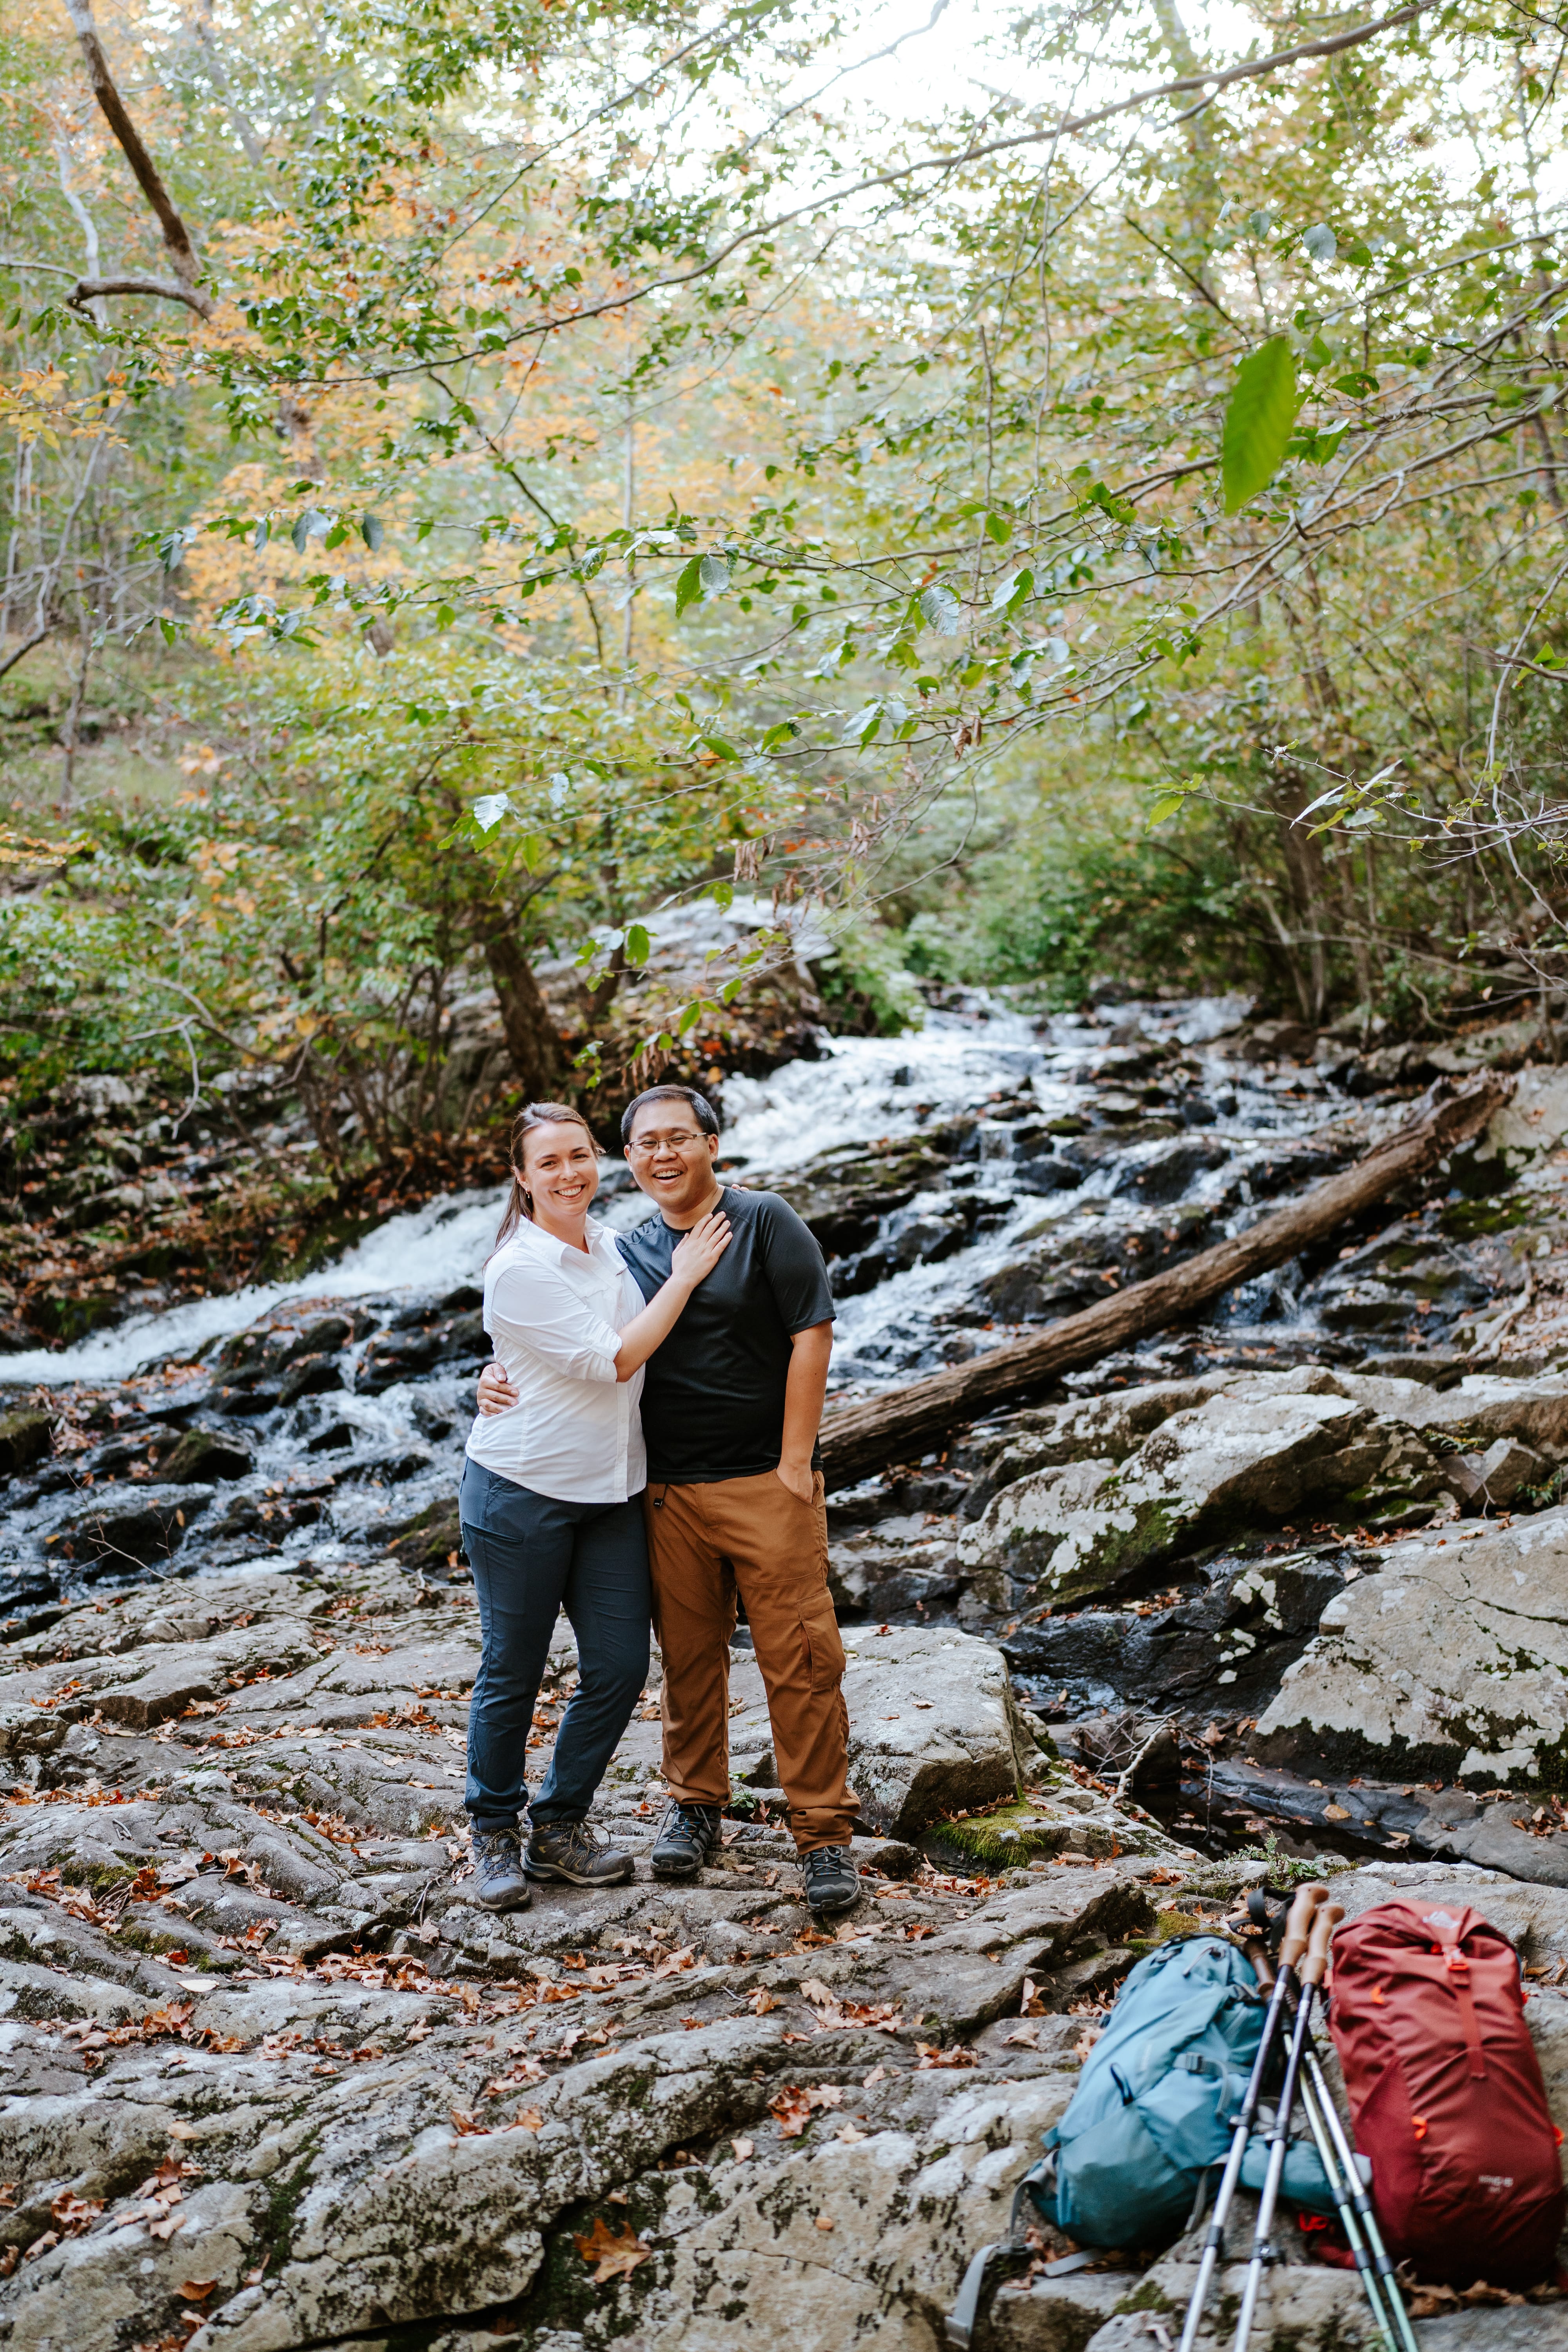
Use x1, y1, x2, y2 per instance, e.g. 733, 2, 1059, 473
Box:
1256, 1506, 1568, 1783
0, 1409, 53, 1478
959, 1380, 1431, 1612
44, 1482, 216, 1571
836, 1627, 1034, 1834
160, 1427, 256, 1483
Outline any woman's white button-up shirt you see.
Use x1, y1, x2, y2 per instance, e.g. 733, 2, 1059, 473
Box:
463, 1218, 647, 1501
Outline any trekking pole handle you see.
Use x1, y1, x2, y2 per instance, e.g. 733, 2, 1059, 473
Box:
1298, 1902, 1344, 1989
1277, 1882, 1330, 1969
1244, 1937, 1277, 1991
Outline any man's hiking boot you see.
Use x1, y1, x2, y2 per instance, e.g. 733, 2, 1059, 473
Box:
471, 1826, 531, 1912
802, 1844, 862, 1921
651, 1801, 722, 1879
524, 1820, 635, 1886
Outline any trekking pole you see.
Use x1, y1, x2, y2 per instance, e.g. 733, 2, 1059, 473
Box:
1230, 1898, 1344, 2352
1174, 1883, 1328, 2352
1297, 2035, 1421, 2352
1240, 1936, 1397, 2352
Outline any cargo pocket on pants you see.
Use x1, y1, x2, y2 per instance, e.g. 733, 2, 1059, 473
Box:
799, 1594, 846, 1693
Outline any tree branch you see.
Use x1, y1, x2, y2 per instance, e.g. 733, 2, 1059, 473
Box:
67, 274, 212, 317
62, 0, 214, 318
0, 627, 49, 682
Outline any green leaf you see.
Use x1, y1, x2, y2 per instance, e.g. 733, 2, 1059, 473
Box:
252, 519, 269, 552
674, 555, 704, 617
625, 923, 651, 965
436, 604, 456, 630
1147, 791, 1188, 827
1221, 337, 1299, 514
919, 582, 962, 635
698, 552, 732, 597
677, 1000, 704, 1036
519, 832, 548, 870
291, 513, 311, 555
700, 735, 739, 760
984, 512, 1011, 544
1303, 222, 1338, 264
363, 514, 384, 552
760, 720, 800, 752
708, 880, 735, 911
323, 519, 348, 552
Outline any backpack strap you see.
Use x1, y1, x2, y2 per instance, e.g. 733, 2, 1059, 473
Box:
944, 2156, 1060, 2349
1426, 1911, 1486, 2079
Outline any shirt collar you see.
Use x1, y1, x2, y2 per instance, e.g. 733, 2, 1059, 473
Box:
510, 1215, 616, 1269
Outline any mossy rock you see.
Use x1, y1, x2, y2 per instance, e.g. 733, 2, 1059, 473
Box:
0, 1408, 53, 1477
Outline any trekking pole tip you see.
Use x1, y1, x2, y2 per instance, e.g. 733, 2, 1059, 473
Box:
1278, 1882, 1330, 1968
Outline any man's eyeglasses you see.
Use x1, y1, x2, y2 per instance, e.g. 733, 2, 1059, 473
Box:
626, 1129, 708, 1156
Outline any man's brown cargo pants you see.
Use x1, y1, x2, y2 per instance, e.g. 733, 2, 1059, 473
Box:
642, 1469, 858, 1853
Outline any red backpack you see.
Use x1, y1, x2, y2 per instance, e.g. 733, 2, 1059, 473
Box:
1327, 1897, 1565, 2288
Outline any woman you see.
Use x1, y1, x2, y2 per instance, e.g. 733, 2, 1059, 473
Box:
459, 1101, 730, 1912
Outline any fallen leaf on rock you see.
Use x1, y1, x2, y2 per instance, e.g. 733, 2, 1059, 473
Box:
863, 2065, 886, 2088
1020, 1976, 1046, 2018
748, 1987, 776, 2014
1004, 2026, 1040, 2048
1073, 2027, 1103, 2061
731, 2138, 754, 2161
176, 2280, 217, 2301
814, 2214, 835, 2231
1322, 1803, 1351, 1822
769, 2082, 845, 2136
915, 2042, 977, 2071
1145, 1868, 1184, 1886
574, 2216, 651, 2284
835, 2123, 867, 2143
799, 1976, 837, 2007
449, 2109, 490, 2137
512, 2109, 544, 2133
904, 1924, 935, 1942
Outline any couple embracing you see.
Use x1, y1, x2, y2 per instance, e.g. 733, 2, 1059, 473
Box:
459, 1084, 862, 1923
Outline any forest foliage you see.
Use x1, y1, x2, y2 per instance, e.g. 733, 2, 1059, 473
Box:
5, 0, 1568, 1171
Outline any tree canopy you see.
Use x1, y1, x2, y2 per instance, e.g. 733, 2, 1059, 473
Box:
5, 0, 1568, 1141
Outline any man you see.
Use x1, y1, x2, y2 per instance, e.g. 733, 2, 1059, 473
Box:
477, 1083, 861, 1920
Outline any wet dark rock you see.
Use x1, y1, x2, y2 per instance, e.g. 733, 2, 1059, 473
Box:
44, 1483, 214, 1571
0, 1409, 53, 1477
385, 1495, 465, 1572
158, 1426, 254, 1483
1005, 1548, 1349, 1719
1111, 1136, 1230, 1205
278, 1352, 346, 1405
337, 1450, 433, 1488
774, 1133, 972, 1257
279, 1315, 352, 1363
356, 1310, 488, 1393
307, 1419, 358, 1453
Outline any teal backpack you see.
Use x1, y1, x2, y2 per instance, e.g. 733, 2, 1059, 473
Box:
1041, 1933, 1334, 2247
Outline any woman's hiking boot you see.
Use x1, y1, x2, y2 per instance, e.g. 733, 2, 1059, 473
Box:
524, 1820, 635, 1886
471, 1826, 531, 1912
650, 1800, 722, 1879
802, 1844, 862, 1921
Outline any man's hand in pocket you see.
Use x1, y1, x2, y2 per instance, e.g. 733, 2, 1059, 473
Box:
774, 1458, 814, 1503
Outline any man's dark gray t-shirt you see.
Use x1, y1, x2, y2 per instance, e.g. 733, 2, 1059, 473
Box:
616, 1186, 835, 1483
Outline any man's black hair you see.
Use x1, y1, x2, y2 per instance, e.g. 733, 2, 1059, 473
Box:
620, 1083, 721, 1145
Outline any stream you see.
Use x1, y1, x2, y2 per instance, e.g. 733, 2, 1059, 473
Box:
1, 985, 1542, 1868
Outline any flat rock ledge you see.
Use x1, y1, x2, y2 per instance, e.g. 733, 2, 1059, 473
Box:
7, 1557, 1568, 2351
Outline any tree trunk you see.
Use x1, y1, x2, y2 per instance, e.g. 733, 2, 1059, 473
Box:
485, 930, 565, 1098
818, 1072, 1510, 1490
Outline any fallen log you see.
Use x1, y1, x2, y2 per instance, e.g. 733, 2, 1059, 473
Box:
818, 1071, 1512, 1490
